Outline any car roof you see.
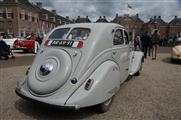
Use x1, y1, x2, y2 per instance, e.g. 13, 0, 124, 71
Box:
56, 23, 124, 30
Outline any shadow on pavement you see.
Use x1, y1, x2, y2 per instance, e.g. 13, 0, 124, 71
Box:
14, 99, 96, 120
162, 57, 181, 65
13, 50, 34, 55
0, 56, 34, 68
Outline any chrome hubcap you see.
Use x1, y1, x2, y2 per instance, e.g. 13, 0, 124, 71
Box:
40, 63, 54, 76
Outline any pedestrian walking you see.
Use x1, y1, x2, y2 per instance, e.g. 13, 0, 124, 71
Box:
34, 34, 42, 53
140, 31, 151, 58
148, 36, 153, 57
134, 35, 141, 51
151, 30, 160, 60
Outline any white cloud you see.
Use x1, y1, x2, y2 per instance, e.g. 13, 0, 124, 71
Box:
31, 0, 181, 22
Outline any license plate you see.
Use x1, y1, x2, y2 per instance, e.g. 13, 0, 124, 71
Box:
50, 40, 74, 47
46, 40, 83, 48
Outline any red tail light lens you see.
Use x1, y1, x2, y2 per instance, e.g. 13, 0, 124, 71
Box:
85, 79, 94, 91
77, 41, 83, 48
14, 40, 19, 46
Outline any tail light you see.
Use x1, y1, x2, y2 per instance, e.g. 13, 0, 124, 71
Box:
14, 40, 19, 46
77, 41, 83, 48
85, 79, 94, 91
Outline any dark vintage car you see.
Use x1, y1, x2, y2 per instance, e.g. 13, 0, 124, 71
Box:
13, 35, 35, 53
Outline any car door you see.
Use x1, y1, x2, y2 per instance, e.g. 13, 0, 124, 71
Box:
111, 28, 130, 82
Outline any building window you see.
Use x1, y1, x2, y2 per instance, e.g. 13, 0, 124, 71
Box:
20, 10, 25, 20
25, 14, 28, 20
0, 22, 3, 32
32, 16, 35, 22
28, 12, 31, 21
32, 14, 37, 22
56, 19, 61, 24
6, 8, 13, 19
50, 16, 55, 22
7, 22, 13, 34
0, 8, 3, 19
7, 28, 13, 34
42, 14, 48, 20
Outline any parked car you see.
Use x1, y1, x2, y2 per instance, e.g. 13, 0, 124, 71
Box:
13, 35, 35, 52
3, 38, 18, 49
171, 37, 181, 62
15, 23, 144, 113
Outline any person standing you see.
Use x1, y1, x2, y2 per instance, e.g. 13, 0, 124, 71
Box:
134, 35, 141, 51
34, 34, 42, 53
151, 30, 160, 60
148, 35, 153, 57
140, 31, 151, 58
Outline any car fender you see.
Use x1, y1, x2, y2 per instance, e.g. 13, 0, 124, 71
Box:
65, 60, 121, 109
129, 51, 144, 75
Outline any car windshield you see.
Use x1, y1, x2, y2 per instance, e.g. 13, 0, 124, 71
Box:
67, 28, 90, 40
26, 35, 31, 40
49, 28, 70, 39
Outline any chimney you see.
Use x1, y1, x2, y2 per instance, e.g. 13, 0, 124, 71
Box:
116, 13, 118, 18
78, 16, 80, 19
154, 16, 156, 19
136, 14, 139, 18
175, 16, 177, 19
52, 9, 56, 14
158, 16, 161, 19
36, 2, 42, 9
99, 16, 102, 19
86, 16, 89, 19
66, 16, 69, 20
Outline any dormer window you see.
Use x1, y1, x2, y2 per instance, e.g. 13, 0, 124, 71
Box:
50, 16, 55, 22
42, 14, 48, 20
57, 19, 62, 24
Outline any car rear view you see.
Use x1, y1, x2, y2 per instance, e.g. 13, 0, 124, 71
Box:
16, 25, 91, 108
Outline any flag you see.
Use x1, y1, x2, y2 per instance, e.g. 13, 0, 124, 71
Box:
127, 4, 133, 9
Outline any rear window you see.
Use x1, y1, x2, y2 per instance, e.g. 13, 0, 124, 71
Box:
67, 28, 90, 40
49, 28, 70, 39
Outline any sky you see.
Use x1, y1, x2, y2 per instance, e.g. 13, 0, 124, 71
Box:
29, 0, 181, 22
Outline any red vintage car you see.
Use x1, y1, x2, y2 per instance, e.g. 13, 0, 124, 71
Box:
13, 35, 35, 53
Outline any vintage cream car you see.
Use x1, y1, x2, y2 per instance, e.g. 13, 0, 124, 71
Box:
171, 37, 181, 62
16, 23, 143, 113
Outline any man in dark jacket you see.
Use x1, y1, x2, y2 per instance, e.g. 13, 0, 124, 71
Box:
34, 34, 43, 53
140, 31, 151, 58
0, 36, 9, 59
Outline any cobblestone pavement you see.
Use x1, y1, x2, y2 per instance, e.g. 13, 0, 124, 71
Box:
0, 47, 181, 120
